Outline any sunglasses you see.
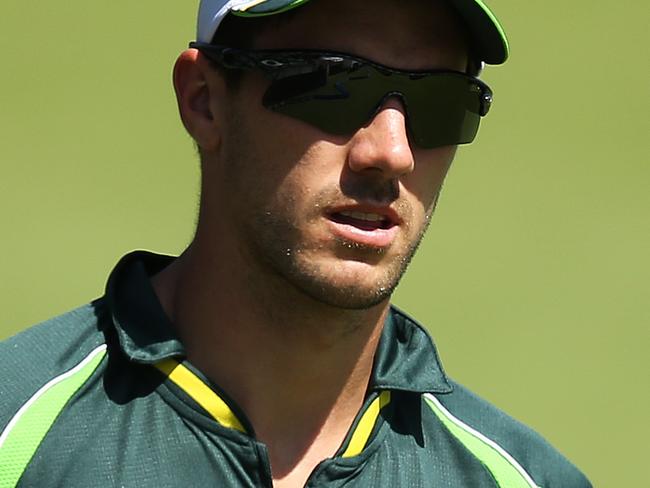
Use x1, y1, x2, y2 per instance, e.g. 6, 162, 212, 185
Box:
190, 42, 493, 149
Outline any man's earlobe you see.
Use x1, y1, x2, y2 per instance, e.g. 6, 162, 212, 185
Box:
173, 49, 223, 152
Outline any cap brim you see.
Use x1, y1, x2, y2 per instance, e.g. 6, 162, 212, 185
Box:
206, 0, 508, 64
233, 0, 311, 16
448, 0, 509, 64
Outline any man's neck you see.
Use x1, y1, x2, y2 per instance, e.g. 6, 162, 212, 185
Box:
152, 245, 389, 485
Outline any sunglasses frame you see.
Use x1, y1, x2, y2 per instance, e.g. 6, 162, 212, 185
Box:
190, 42, 494, 146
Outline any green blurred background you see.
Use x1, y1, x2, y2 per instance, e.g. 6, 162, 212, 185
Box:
1, 1, 647, 485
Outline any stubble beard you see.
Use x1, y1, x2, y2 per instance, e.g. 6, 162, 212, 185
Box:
248, 204, 434, 310
233, 168, 437, 310
220, 106, 437, 311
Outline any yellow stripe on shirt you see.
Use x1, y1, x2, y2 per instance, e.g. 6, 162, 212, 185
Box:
342, 390, 391, 458
155, 358, 246, 433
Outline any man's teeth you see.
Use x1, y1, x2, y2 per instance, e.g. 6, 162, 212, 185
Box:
339, 211, 385, 222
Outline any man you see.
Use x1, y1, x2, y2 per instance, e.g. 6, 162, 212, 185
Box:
0, 0, 591, 486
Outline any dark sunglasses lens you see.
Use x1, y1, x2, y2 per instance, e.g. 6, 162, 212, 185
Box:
406, 74, 483, 148
264, 68, 380, 136
263, 66, 485, 149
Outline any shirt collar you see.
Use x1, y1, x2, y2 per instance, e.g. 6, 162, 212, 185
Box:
106, 250, 183, 363
106, 251, 452, 393
371, 306, 452, 393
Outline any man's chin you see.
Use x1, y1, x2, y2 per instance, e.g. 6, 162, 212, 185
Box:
298, 280, 395, 310
249, 231, 419, 310
281, 261, 402, 310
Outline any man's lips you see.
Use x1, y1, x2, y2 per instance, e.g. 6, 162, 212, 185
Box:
325, 206, 401, 248
328, 211, 392, 231
328, 206, 401, 228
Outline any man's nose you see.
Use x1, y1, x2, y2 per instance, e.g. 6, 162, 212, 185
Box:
346, 97, 415, 178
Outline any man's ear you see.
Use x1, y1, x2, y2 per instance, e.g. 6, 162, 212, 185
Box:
173, 49, 226, 152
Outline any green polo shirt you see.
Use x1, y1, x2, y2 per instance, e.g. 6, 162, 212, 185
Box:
0, 251, 591, 487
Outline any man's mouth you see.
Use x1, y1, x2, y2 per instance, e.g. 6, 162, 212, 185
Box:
329, 210, 395, 231
325, 207, 401, 249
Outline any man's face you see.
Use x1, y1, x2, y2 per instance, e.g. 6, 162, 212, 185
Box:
200, 0, 469, 309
